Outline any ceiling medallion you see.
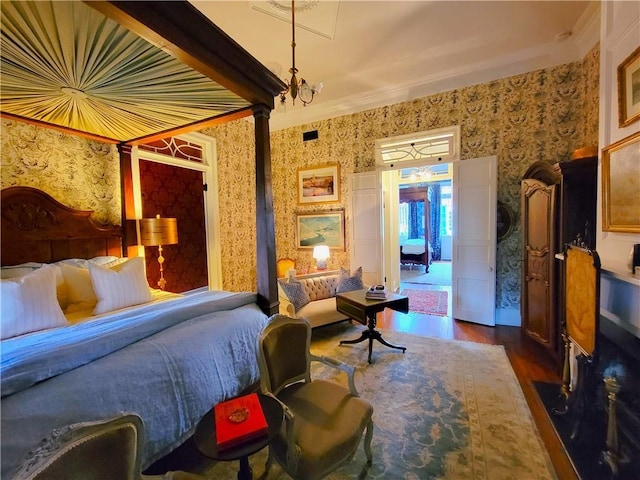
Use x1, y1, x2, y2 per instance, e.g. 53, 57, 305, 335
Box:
267, 0, 319, 14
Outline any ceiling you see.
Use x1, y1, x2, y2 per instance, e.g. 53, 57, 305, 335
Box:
192, 0, 600, 131
0, 1, 600, 141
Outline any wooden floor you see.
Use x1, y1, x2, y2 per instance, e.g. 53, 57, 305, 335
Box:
379, 283, 578, 480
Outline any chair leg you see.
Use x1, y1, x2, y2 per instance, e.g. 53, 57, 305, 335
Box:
363, 420, 374, 464
259, 447, 274, 480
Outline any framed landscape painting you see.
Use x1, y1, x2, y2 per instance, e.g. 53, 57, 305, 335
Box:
297, 164, 340, 205
602, 131, 640, 233
295, 211, 344, 250
618, 45, 640, 128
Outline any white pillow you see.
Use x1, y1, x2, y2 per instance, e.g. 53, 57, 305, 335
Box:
0, 265, 68, 340
0, 262, 43, 279
59, 256, 121, 269
89, 257, 152, 315
60, 263, 98, 310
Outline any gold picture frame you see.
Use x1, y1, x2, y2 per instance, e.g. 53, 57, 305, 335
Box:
297, 164, 340, 205
602, 131, 640, 233
617, 45, 640, 128
295, 211, 345, 250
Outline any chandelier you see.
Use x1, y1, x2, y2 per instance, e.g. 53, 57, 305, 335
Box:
277, 0, 322, 112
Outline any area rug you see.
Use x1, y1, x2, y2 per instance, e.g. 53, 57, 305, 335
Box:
402, 261, 452, 286
193, 323, 556, 480
401, 288, 448, 316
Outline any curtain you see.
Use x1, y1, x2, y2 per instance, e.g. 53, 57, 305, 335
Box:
409, 202, 419, 238
429, 184, 442, 260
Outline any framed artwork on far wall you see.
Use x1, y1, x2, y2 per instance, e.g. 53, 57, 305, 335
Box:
602, 131, 640, 233
617, 45, 640, 128
297, 164, 340, 205
295, 211, 345, 250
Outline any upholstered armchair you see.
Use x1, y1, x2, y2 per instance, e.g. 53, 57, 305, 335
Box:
256, 315, 374, 480
277, 258, 296, 278
10, 414, 204, 480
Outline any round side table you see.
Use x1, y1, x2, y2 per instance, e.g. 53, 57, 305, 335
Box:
194, 394, 283, 480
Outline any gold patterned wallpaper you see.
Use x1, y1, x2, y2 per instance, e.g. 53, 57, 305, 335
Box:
1, 45, 599, 308
0, 119, 121, 225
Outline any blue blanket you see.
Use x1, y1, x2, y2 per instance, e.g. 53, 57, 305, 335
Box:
0, 291, 269, 477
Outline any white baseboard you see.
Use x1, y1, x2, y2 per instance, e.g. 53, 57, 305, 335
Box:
496, 308, 521, 327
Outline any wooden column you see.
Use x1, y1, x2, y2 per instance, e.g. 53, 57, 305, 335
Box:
118, 144, 137, 254
253, 104, 278, 315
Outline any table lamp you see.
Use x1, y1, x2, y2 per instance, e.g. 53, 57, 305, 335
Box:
313, 245, 330, 270
139, 214, 179, 290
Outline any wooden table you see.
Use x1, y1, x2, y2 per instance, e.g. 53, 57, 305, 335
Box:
336, 289, 409, 363
194, 394, 283, 480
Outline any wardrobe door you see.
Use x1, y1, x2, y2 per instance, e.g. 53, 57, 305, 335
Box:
521, 179, 557, 355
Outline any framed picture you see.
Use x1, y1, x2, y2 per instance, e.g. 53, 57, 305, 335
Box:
602, 131, 640, 233
617, 45, 640, 128
295, 211, 345, 250
297, 164, 340, 205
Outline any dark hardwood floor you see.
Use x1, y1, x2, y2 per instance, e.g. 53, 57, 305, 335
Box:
378, 283, 578, 480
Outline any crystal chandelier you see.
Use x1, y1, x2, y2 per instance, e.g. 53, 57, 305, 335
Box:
277, 0, 322, 112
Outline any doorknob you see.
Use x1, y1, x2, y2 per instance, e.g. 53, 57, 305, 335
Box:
489, 267, 493, 272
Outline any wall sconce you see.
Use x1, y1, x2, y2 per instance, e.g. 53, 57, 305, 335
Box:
139, 214, 178, 290
313, 245, 330, 270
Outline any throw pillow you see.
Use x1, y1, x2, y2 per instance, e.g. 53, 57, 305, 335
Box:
89, 257, 153, 315
336, 266, 364, 293
0, 265, 68, 339
278, 278, 310, 312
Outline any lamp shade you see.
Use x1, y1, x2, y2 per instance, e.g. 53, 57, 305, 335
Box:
139, 215, 178, 246
313, 245, 330, 260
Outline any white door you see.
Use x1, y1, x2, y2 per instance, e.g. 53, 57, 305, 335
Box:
382, 170, 401, 292
452, 156, 497, 325
349, 171, 383, 286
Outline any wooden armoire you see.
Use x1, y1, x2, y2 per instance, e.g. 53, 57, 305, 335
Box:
520, 154, 598, 365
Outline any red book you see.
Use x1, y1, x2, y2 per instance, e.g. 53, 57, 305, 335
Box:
214, 393, 268, 450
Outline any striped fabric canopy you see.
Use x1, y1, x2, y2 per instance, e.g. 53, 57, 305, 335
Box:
0, 1, 251, 142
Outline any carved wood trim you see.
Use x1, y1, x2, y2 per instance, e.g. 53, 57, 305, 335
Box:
1, 187, 122, 266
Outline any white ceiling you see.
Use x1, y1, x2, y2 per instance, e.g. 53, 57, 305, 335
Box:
192, 1, 600, 131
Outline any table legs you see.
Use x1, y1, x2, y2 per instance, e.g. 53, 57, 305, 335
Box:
340, 312, 406, 363
238, 455, 252, 480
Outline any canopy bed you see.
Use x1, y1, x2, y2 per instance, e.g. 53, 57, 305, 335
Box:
1, 1, 286, 477
0, 0, 285, 314
399, 186, 431, 271
0, 186, 270, 477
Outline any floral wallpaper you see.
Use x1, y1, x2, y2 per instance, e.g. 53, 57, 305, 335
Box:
1, 45, 599, 312
0, 119, 120, 225
200, 120, 258, 292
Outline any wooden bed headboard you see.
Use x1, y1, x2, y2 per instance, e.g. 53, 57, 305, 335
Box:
1, 187, 122, 266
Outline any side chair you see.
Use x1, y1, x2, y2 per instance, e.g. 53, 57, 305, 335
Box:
10, 414, 204, 480
256, 314, 374, 480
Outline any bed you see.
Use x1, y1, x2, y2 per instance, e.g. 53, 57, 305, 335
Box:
0, 187, 270, 477
1, 0, 285, 313
400, 238, 431, 271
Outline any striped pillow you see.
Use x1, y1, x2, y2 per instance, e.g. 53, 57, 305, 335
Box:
89, 257, 152, 315
0, 265, 68, 339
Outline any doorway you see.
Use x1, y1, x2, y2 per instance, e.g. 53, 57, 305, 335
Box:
398, 177, 452, 288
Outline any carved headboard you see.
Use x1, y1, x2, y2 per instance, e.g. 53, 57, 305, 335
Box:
1, 187, 122, 266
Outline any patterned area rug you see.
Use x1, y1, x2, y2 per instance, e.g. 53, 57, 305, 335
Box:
191, 323, 556, 480
401, 288, 448, 316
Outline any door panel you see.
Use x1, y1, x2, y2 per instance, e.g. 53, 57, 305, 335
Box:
521, 178, 557, 350
349, 172, 383, 286
452, 156, 497, 326
139, 160, 208, 293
